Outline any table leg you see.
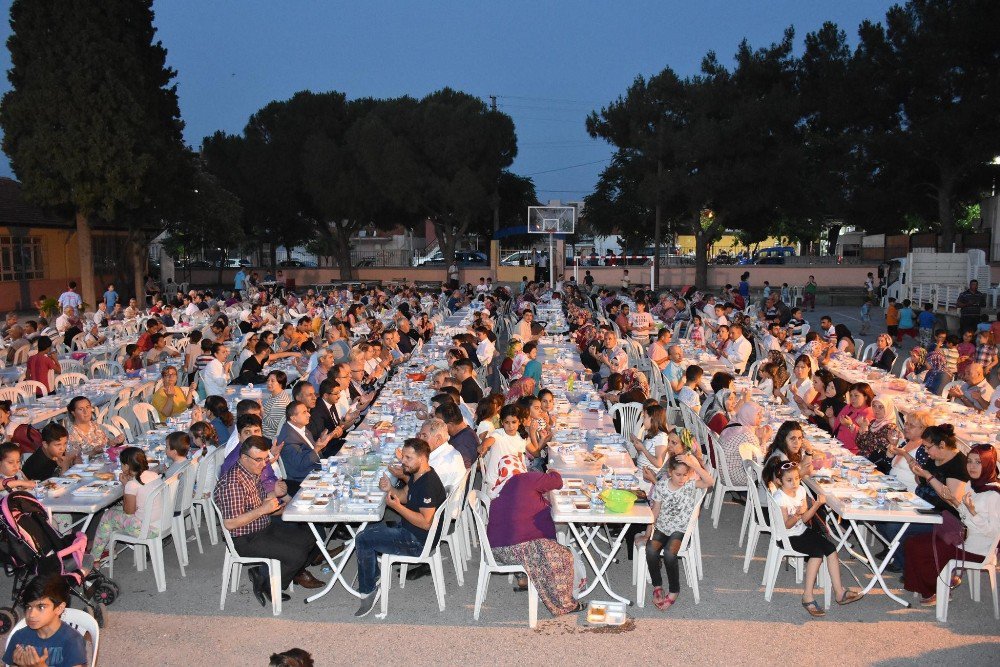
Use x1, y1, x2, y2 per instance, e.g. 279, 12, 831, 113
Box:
850, 520, 912, 607
304, 522, 368, 603
568, 523, 631, 605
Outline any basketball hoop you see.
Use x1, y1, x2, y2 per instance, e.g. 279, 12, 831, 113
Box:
528, 206, 576, 288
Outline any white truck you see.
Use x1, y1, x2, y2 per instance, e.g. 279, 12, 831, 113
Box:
884, 249, 993, 311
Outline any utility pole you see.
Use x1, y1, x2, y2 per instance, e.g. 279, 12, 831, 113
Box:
490, 95, 500, 236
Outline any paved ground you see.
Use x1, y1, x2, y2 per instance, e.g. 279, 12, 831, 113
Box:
2, 489, 995, 666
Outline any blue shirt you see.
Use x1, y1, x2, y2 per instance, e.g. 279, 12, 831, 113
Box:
917, 310, 936, 329
103, 289, 118, 309
898, 307, 915, 329
3, 622, 87, 666
663, 361, 684, 395
522, 359, 542, 393
738, 280, 750, 298
234, 270, 246, 290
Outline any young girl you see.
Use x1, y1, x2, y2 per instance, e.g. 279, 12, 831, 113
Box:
768, 460, 861, 616
474, 394, 504, 442
630, 405, 671, 491
90, 447, 163, 562
516, 395, 551, 470
537, 389, 556, 431
688, 315, 705, 348
643, 453, 714, 610
480, 405, 537, 498
189, 420, 220, 459
0, 442, 37, 495
123, 344, 143, 372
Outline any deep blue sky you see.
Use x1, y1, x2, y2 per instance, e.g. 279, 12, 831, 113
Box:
0, 0, 897, 200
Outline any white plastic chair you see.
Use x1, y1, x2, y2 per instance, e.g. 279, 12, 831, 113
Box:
107, 476, 184, 592
191, 447, 224, 546
860, 343, 878, 362
131, 402, 161, 434
709, 436, 748, 528
14, 380, 47, 400
634, 488, 707, 606
212, 499, 284, 616
431, 468, 473, 586
4, 608, 99, 667
609, 402, 643, 439
741, 460, 772, 573
935, 531, 1000, 622
854, 339, 866, 360
761, 489, 831, 607
377, 502, 448, 617
55, 372, 89, 390
89, 360, 124, 379
170, 460, 203, 566
0, 387, 24, 404
468, 491, 539, 627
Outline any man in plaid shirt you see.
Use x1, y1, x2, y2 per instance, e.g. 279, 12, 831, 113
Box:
213, 436, 322, 606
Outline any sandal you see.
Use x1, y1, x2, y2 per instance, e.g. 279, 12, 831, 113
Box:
836, 589, 862, 606
802, 599, 825, 617
513, 576, 528, 592
652, 586, 667, 609
658, 592, 678, 611
919, 594, 937, 606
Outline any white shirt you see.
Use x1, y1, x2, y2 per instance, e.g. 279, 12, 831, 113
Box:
763, 333, 781, 351
773, 485, 808, 537
476, 339, 496, 367
93, 310, 106, 326
185, 303, 200, 317
55, 314, 72, 332
428, 442, 465, 492
515, 319, 533, 342
677, 386, 701, 412
723, 335, 753, 374
201, 358, 229, 397
223, 430, 241, 457
963, 378, 994, 411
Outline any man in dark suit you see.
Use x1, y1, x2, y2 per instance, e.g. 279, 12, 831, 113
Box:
277, 400, 335, 496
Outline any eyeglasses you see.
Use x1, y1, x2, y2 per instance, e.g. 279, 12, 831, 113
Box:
243, 453, 268, 463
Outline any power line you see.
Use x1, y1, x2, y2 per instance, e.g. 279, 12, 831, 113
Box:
525, 158, 611, 176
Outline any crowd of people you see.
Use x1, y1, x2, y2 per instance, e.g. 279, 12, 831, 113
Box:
0, 268, 997, 662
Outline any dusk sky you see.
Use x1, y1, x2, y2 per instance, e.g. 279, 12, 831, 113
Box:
0, 0, 897, 201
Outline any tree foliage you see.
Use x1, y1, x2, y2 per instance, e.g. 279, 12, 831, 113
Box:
0, 0, 189, 301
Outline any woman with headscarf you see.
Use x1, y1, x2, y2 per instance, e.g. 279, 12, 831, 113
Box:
505, 377, 536, 404
767, 350, 790, 391
922, 350, 953, 396
715, 402, 773, 486
854, 395, 901, 472
902, 443, 1000, 606
703, 388, 738, 435
902, 346, 929, 382
867, 332, 897, 372
810, 370, 849, 434
834, 324, 856, 356
511, 342, 530, 379
500, 340, 521, 379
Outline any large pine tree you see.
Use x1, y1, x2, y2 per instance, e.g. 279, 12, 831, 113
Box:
1, 0, 188, 304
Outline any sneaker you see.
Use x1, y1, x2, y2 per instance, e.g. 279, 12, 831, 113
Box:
354, 589, 380, 617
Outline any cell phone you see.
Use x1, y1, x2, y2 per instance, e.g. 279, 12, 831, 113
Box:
915, 507, 938, 515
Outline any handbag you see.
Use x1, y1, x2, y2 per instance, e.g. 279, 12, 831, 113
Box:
933, 509, 967, 547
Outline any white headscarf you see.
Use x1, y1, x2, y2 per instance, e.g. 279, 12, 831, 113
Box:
871, 395, 899, 432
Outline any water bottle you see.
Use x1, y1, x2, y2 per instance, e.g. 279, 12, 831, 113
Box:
859, 471, 869, 486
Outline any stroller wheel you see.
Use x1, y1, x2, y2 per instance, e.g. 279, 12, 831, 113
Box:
91, 581, 118, 606
0, 608, 18, 635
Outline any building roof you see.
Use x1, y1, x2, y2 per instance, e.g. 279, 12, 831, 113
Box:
0, 177, 73, 229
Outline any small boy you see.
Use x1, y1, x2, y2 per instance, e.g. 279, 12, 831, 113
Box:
0, 441, 37, 495
977, 314, 992, 334
762, 281, 771, 299
897, 299, 917, 342
917, 303, 936, 349
780, 282, 790, 304
22, 423, 70, 481
122, 343, 143, 373
859, 298, 872, 335
621, 269, 630, 290
2, 574, 87, 667
885, 297, 900, 340
928, 328, 947, 354
939, 334, 961, 376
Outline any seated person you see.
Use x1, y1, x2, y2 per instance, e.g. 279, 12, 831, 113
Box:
22, 423, 71, 481
355, 438, 446, 617
946, 362, 993, 412
2, 574, 87, 667
277, 401, 335, 496
435, 401, 478, 469
163, 431, 191, 480
0, 441, 37, 495
220, 413, 280, 494
214, 436, 323, 606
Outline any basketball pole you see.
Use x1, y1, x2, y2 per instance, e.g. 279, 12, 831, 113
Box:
548, 231, 555, 288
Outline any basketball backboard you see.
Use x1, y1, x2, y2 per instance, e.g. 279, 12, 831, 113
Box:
528, 206, 575, 234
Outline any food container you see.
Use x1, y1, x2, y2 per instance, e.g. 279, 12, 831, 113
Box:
586, 601, 627, 625
598, 489, 637, 513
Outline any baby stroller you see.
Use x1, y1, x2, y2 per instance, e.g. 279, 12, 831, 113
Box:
0, 491, 119, 631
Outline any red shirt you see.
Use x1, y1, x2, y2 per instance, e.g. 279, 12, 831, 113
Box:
136, 332, 154, 353
26, 353, 58, 393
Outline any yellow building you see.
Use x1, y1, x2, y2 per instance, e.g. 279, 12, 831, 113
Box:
675, 234, 786, 256
0, 178, 127, 311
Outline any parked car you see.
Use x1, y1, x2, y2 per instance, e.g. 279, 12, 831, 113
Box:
416, 250, 488, 266
752, 246, 797, 265
278, 259, 317, 268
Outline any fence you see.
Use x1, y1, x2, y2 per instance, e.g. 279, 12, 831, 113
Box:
349, 248, 415, 267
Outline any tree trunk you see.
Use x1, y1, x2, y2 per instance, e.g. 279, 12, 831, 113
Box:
653, 158, 663, 289
937, 172, 958, 251
216, 248, 226, 291
694, 211, 709, 289
129, 236, 146, 307
337, 232, 353, 281
436, 219, 459, 285
75, 211, 96, 308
